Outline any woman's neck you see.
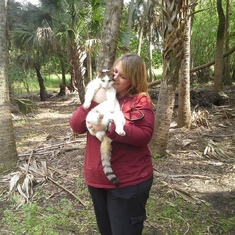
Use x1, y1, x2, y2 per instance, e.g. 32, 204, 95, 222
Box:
117, 93, 127, 99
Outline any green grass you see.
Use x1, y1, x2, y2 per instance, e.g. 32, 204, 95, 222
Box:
143, 182, 235, 235
2, 179, 98, 235
2, 180, 234, 235
11, 74, 71, 96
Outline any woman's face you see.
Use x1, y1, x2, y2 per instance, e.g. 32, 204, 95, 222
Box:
113, 61, 131, 98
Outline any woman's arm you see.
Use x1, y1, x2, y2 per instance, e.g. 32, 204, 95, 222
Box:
70, 105, 89, 134
107, 96, 155, 146
107, 106, 154, 146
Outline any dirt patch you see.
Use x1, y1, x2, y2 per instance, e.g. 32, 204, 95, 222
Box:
2, 86, 235, 234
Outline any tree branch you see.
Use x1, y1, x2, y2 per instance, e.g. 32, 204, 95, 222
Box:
190, 45, 235, 73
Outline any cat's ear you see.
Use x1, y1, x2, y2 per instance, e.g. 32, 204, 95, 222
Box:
109, 69, 114, 76
101, 69, 109, 74
96, 71, 102, 77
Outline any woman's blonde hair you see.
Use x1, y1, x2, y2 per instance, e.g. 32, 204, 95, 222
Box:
113, 53, 148, 96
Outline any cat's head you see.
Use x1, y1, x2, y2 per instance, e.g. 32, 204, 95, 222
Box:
97, 69, 114, 88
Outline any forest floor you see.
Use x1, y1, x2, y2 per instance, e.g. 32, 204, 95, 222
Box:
1, 84, 235, 235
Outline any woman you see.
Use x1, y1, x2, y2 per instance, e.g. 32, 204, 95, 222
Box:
70, 53, 155, 235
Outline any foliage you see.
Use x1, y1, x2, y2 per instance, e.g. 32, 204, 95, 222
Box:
12, 98, 37, 115
7, 0, 235, 93
191, 2, 218, 67
2, 176, 235, 235
2, 178, 98, 235
192, 0, 235, 69
143, 180, 235, 235
4, 202, 75, 235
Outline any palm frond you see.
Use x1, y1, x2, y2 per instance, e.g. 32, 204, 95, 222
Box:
11, 98, 37, 115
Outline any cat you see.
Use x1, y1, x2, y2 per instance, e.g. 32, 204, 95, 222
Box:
83, 70, 116, 113
84, 70, 125, 187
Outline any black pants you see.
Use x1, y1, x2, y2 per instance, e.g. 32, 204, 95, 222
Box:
88, 176, 153, 235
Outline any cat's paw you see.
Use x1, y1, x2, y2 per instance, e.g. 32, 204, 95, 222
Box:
116, 129, 126, 136
83, 102, 91, 109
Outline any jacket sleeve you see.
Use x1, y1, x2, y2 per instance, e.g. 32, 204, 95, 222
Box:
70, 101, 98, 134
106, 96, 155, 147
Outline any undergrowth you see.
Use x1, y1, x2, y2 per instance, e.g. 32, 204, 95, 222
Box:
1, 179, 235, 235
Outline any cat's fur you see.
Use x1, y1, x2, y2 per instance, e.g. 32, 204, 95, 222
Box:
84, 70, 116, 113
84, 70, 125, 187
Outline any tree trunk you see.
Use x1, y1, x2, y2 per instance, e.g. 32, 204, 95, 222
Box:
148, 7, 154, 82
224, 0, 231, 85
177, 4, 192, 128
137, 25, 144, 56
190, 45, 235, 73
150, 0, 186, 156
86, 48, 92, 82
69, 40, 86, 104
214, 0, 225, 92
61, 59, 66, 86
96, 0, 124, 70
0, 0, 18, 173
34, 63, 46, 101
137, 1, 149, 56
124, 0, 135, 51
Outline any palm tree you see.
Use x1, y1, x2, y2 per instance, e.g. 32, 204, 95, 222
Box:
150, 0, 187, 156
13, 23, 56, 101
177, 1, 195, 128
41, 0, 102, 103
0, 0, 18, 173
11, 1, 57, 101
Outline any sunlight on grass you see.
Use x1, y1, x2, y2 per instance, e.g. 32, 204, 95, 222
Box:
11, 74, 70, 96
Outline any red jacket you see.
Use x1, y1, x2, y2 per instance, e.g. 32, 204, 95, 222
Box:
70, 94, 154, 188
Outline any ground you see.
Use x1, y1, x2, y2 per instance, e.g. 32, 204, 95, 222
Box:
1, 85, 235, 234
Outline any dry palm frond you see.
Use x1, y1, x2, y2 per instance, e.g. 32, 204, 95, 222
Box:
1, 158, 86, 207
36, 26, 56, 51
0, 171, 36, 208
19, 159, 53, 183
0, 158, 49, 208
171, 187, 200, 204
161, 181, 202, 205
11, 98, 37, 115
191, 107, 210, 128
203, 140, 235, 162
212, 107, 235, 120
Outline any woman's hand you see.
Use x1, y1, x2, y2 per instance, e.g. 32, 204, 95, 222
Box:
87, 116, 110, 133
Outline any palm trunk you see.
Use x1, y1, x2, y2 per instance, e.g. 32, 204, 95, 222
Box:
150, 0, 186, 156
34, 63, 46, 101
0, 0, 18, 173
177, 5, 192, 128
223, 0, 231, 85
214, 0, 225, 92
96, 0, 124, 70
69, 41, 86, 104
124, 0, 135, 51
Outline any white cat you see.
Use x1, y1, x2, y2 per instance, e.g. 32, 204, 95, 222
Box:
83, 69, 116, 113
84, 70, 125, 187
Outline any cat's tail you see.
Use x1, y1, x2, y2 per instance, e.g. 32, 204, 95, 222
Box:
100, 136, 120, 187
